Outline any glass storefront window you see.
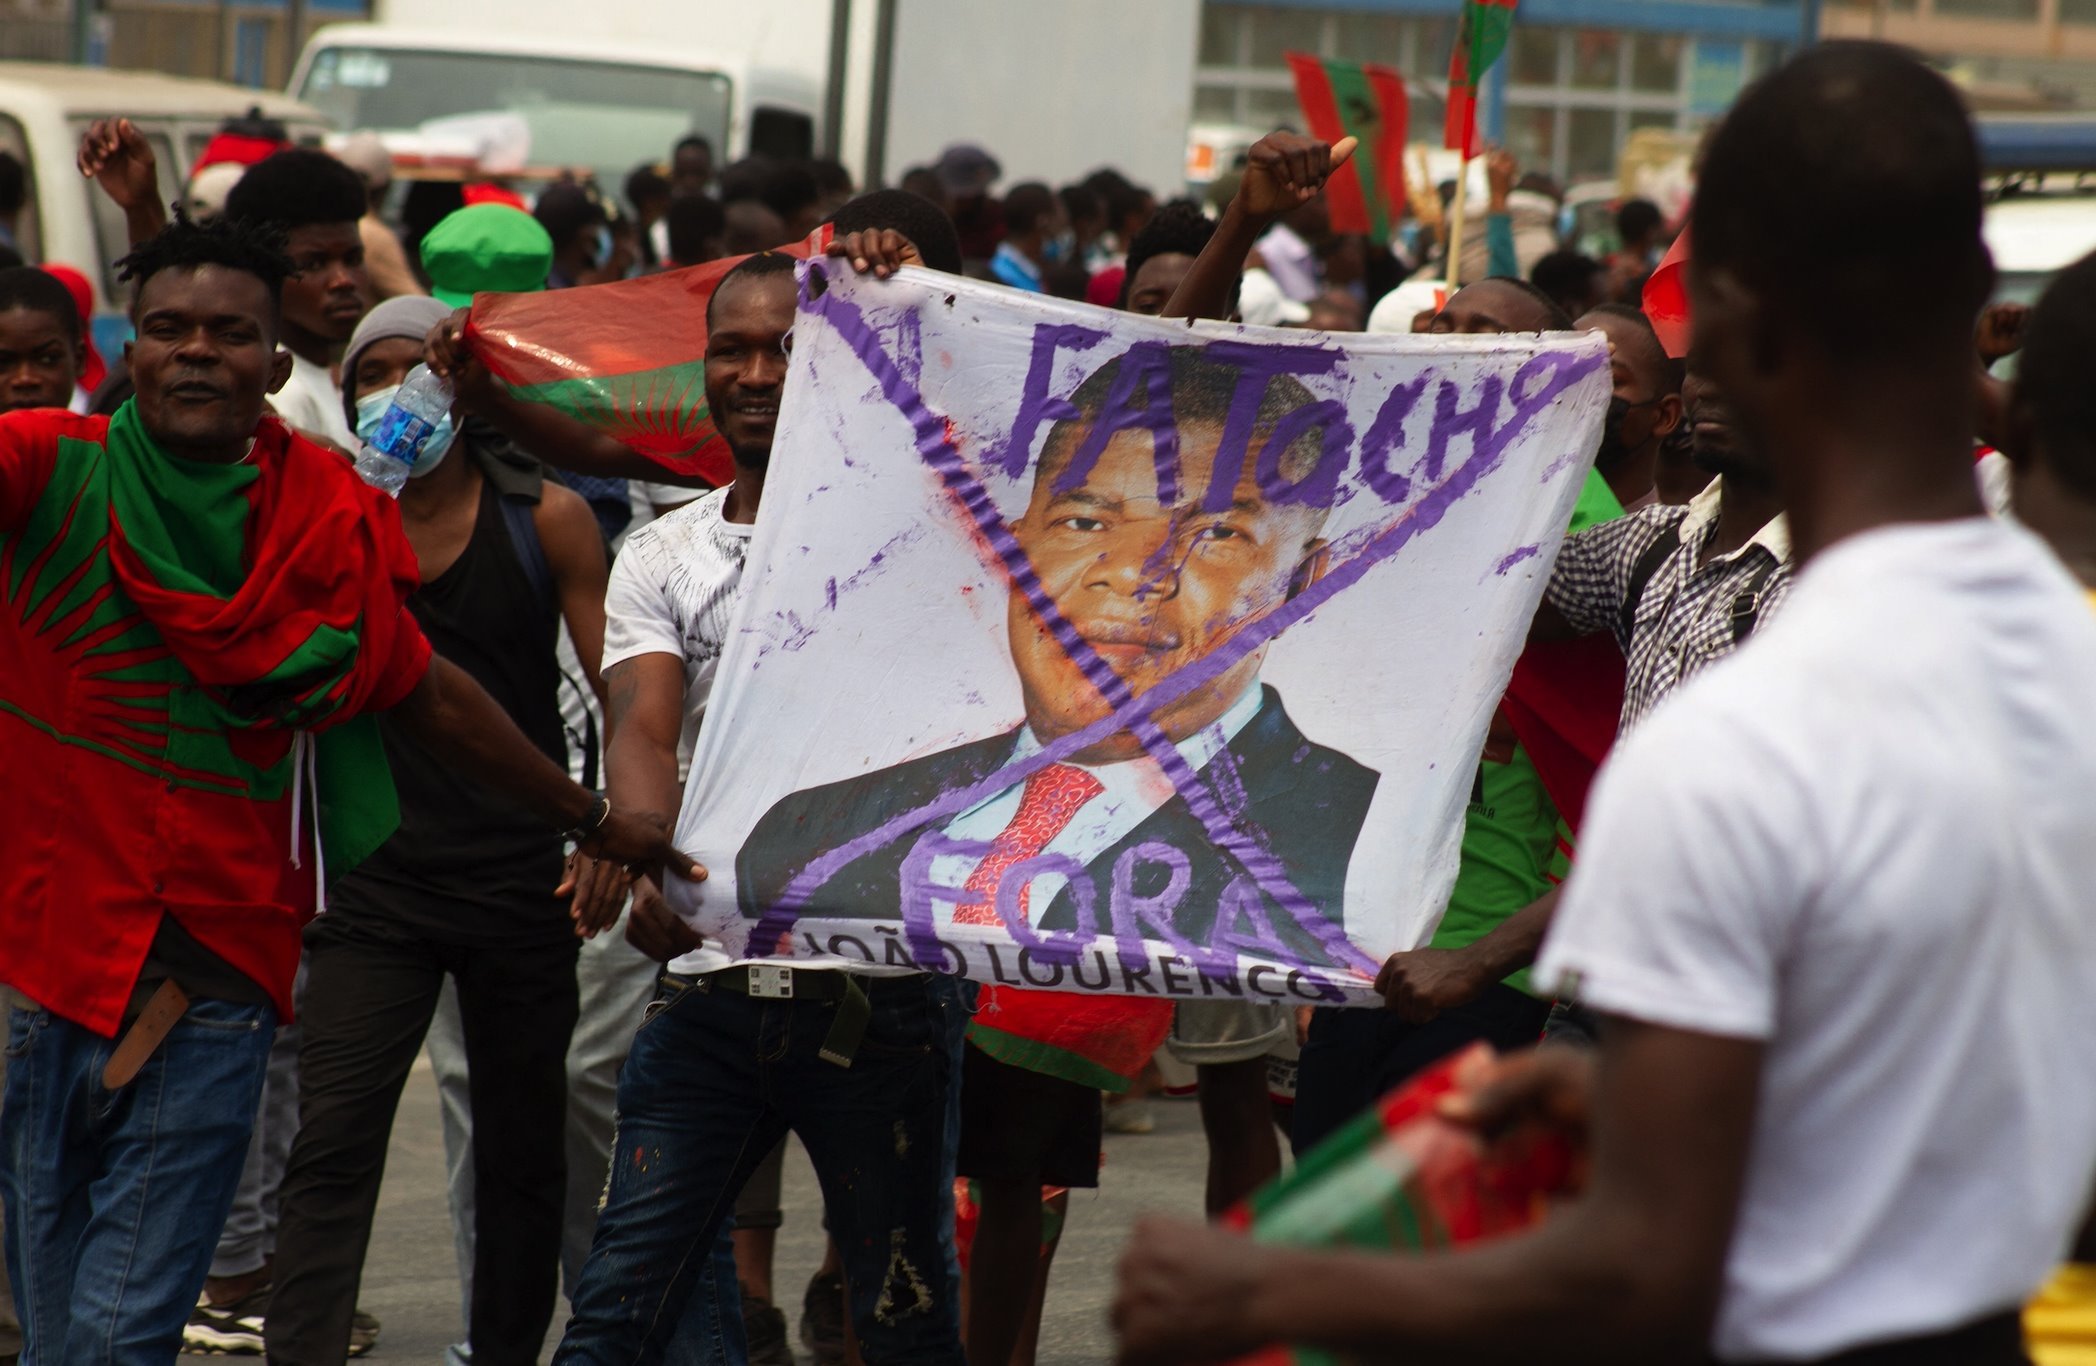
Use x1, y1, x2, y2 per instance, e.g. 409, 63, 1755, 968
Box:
1199, 7, 1243, 67
1630, 34, 1682, 93
1246, 5, 1316, 69
1505, 104, 1558, 175
1244, 85, 1309, 133
1512, 26, 1560, 87
1570, 30, 1623, 90
1934, 0, 2038, 14
1568, 107, 1620, 179
1332, 14, 1405, 65
1188, 5, 1712, 192
1193, 85, 1238, 123
1411, 18, 1455, 75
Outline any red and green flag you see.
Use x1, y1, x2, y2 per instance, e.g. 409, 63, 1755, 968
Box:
966, 985, 1173, 1093
1284, 53, 1410, 240
464, 228, 831, 489
1220, 1050, 1574, 1366
1444, 0, 1520, 159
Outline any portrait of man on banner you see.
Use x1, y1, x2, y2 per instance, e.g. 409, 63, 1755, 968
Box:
736, 342, 1380, 971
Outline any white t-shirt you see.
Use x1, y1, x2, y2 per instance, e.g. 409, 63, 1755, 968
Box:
602, 487, 750, 778
601, 489, 910, 979
270, 351, 356, 452
1537, 518, 2096, 1362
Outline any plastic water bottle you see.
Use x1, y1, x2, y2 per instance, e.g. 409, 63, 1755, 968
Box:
353, 364, 453, 496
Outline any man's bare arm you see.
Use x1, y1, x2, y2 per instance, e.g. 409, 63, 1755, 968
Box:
79, 118, 169, 248
535, 481, 613, 715
425, 312, 718, 486
1114, 1019, 1762, 1365
1378, 887, 1561, 1023
390, 655, 697, 876
1163, 132, 1355, 324
602, 652, 703, 960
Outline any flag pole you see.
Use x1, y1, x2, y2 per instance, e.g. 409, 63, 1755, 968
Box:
1444, 153, 1472, 294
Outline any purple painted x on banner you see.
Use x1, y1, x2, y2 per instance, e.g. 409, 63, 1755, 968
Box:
747, 266, 1603, 984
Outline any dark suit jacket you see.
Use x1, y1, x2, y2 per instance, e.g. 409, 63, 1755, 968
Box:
735, 686, 1379, 971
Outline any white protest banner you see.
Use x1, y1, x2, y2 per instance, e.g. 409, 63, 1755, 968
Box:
665, 263, 1608, 1008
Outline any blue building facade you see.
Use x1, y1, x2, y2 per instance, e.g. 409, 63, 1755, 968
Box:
1197, 0, 1818, 184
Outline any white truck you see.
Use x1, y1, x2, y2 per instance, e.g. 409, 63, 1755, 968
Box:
289, 0, 1199, 198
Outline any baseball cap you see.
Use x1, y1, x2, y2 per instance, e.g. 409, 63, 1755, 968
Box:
420, 203, 554, 309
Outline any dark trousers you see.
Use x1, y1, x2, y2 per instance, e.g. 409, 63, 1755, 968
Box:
264, 914, 579, 1366
553, 971, 969, 1366
1292, 984, 1551, 1156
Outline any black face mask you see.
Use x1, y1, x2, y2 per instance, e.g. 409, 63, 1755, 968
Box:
1594, 394, 1659, 473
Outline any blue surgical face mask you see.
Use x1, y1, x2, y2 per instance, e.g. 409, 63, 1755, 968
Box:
593, 224, 615, 268
355, 383, 457, 478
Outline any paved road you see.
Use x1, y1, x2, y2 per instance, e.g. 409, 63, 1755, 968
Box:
346, 1058, 1214, 1364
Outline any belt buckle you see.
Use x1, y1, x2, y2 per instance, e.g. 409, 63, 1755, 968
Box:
748, 964, 794, 999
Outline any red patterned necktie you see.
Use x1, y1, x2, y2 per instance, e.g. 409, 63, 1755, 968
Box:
952, 763, 1104, 927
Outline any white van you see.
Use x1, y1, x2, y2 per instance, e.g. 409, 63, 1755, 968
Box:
0, 62, 329, 354
288, 27, 821, 192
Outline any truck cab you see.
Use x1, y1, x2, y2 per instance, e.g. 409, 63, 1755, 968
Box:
289, 26, 821, 191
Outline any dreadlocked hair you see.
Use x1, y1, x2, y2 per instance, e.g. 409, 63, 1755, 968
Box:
114, 207, 296, 309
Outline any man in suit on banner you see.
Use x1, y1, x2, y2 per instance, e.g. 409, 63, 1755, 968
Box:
738, 342, 1379, 972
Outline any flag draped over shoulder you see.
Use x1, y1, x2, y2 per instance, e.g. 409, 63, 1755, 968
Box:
1285, 53, 1409, 240
1444, 0, 1519, 159
464, 230, 829, 488
68, 402, 425, 875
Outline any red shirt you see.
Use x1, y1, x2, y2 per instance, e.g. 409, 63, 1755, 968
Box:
0, 409, 430, 1036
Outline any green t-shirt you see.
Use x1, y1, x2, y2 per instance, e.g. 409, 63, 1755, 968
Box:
1426, 745, 1568, 997
1421, 470, 1623, 997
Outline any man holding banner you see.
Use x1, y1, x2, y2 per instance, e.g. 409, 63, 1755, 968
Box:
530, 238, 975, 1366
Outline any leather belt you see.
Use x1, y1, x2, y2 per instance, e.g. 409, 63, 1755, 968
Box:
686, 966, 872, 1068
103, 979, 189, 1089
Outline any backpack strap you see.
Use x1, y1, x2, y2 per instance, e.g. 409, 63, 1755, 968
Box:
497, 492, 556, 609
495, 493, 599, 788
1619, 520, 1684, 644
1729, 554, 1783, 645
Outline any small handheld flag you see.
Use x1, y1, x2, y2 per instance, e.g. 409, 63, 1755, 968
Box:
1221, 1048, 1574, 1366
1285, 53, 1410, 240
1444, 0, 1519, 160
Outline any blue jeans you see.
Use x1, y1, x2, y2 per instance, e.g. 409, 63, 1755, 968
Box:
554, 972, 968, 1366
1, 995, 275, 1366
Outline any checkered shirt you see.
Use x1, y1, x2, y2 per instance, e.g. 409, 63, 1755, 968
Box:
1545, 483, 1794, 734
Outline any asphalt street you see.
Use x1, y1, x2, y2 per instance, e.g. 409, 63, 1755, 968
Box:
338, 1057, 1216, 1364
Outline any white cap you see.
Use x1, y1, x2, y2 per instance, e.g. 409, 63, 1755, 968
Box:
184, 162, 247, 221
1368, 279, 1449, 334
1237, 268, 1311, 328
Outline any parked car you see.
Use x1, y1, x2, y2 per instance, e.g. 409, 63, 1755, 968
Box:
0, 62, 328, 358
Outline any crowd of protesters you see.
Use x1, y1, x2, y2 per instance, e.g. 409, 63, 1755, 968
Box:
2, 34, 2096, 1366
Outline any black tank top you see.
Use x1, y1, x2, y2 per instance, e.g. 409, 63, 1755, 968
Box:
330, 476, 571, 942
